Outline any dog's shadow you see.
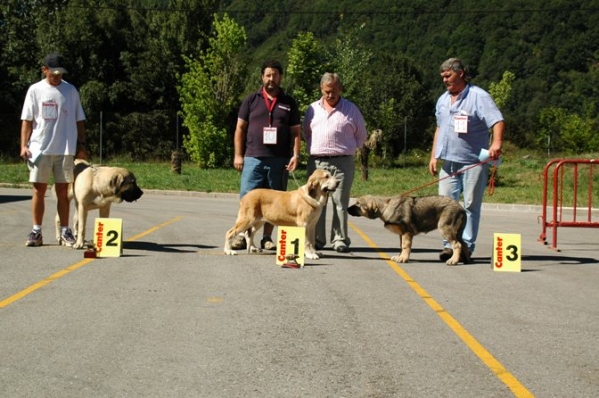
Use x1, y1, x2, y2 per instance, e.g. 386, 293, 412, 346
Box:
123, 241, 216, 254
337, 247, 474, 265
346, 247, 598, 267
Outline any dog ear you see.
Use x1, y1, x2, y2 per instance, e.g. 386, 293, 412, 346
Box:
381, 197, 404, 223
367, 201, 380, 218
307, 176, 316, 198
366, 197, 389, 219
110, 174, 125, 195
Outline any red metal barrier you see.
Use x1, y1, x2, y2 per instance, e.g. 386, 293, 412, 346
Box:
538, 159, 599, 251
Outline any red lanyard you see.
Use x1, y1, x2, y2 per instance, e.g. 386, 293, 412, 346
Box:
262, 87, 278, 127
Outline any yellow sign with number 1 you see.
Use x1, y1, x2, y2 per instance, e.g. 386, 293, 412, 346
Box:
493, 233, 521, 272
94, 218, 123, 257
276, 227, 305, 268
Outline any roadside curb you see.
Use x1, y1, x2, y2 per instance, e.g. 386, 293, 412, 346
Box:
1, 184, 547, 213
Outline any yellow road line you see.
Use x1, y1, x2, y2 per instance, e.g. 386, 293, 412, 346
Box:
126, 216, 183, 242
0, 259, 94, 308
349, 221, 534, 398
0, 216, 182, 309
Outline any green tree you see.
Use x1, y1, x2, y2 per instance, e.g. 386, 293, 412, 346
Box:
286, 32, 328, 114
364, 53, 433, 158
539, 107, 599, 155
1, 0, 217, 160
489, 71, 515, 110
178, 13, 247, 167
326, 23, 373, 103
285, 22, 433, 160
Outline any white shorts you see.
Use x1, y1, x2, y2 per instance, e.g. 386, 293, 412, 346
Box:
28, 155, 74, 184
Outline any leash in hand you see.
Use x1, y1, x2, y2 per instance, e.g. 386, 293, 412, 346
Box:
401, 158, 499, 197
289, 170, 301, 189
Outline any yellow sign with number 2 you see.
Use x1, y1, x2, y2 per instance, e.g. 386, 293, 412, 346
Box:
94, 218, 123, 257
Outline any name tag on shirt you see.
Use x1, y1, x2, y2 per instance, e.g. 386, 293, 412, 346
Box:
42, 102, 58, 120
263, 127, 277, 144
454, 115, 468, 134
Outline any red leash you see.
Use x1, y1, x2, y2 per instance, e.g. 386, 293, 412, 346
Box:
400, 158, 498, 197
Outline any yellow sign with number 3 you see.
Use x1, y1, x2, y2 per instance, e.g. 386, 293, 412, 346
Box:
493, 233, 521, 272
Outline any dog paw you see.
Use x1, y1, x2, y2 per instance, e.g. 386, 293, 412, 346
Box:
391, 255, 409, 263
248, 246, 262, 253
306, 252, 320, 260
72, 242, 86, 250
224, 249, 237, 256
445, 259, 459, 266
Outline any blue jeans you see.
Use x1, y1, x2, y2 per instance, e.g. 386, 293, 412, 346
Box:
239, 157, 289, 198
438, 161, 488, 254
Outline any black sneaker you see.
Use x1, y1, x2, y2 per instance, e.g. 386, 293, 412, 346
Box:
261, 236, 276, 250
26, 230, 43, 247
439, 248, 454, 262
335, 245, 350, 253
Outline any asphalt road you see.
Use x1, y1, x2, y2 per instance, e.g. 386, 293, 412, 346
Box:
1, 187, 598, 398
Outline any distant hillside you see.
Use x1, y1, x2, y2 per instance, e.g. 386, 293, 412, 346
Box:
221, 0, 599, 149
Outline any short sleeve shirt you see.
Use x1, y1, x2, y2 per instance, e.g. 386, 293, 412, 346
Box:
434, 84, 503, 164
238, 89, 301, 158
21, 79, 86, 156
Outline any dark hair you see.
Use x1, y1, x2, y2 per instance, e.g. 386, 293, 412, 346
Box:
261, 60, 283, 75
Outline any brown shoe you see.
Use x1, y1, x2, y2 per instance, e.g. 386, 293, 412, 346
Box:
439, 248, 453, 262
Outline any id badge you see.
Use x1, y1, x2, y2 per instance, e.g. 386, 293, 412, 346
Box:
42, 102, 58, 120
454, 115, 468, 134
263, 127, 277, 144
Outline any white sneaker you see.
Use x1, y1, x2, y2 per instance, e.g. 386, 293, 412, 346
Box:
60, 228, 76, 247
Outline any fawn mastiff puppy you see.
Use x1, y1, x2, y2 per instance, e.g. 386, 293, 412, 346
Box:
224, 169, 339, 260
348, 194, 471, 265
55, 159, 143, 249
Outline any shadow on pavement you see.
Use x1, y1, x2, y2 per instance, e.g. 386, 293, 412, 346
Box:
0, 195, 30, 204
124, 241, 216, 253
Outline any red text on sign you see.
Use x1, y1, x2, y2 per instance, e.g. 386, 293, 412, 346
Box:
277, 229, 287, 262
495, 236, 503, 268
96, 222, 104, 253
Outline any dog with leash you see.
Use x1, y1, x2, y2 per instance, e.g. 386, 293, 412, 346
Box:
224, 169, 339, 260
348, 194, 471, 265
55, 159, 143, 249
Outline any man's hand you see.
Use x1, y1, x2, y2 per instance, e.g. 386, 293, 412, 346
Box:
233, 155, 244, 172
20, 146, 31, 160
428, 157, 438, 176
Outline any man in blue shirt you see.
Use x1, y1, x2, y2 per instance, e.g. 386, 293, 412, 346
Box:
428, 58, 505, 262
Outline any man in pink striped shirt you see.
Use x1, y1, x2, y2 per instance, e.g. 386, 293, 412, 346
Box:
303, 72, 368, 253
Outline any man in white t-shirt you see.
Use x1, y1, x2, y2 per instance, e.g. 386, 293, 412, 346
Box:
20, 53, 87, 247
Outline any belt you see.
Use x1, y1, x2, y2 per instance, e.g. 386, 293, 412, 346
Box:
310, 155, 351, 160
